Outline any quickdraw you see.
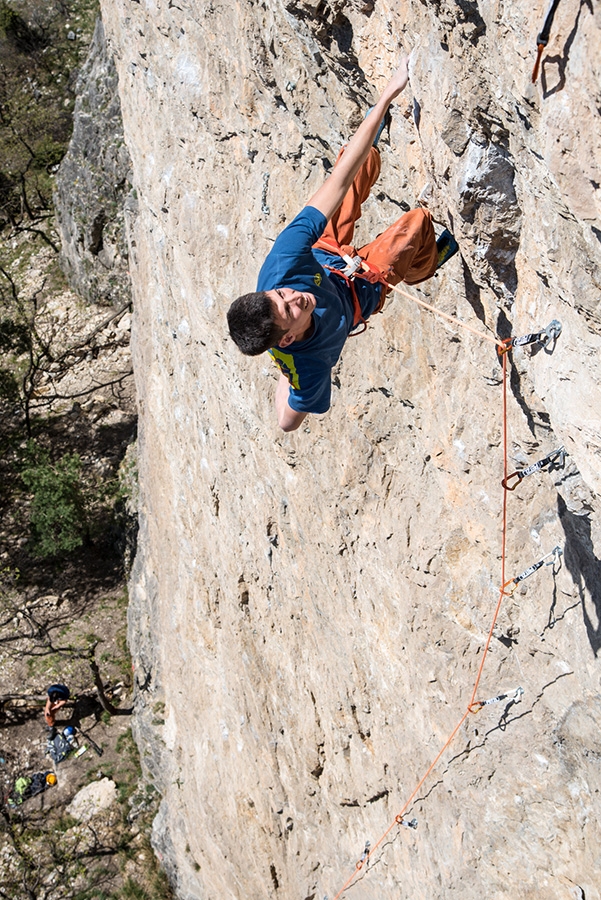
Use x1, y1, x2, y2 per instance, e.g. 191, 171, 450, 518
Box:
502, 446, 566, 491
395, 815, 418, 829
497, 319, 562, 356
469, 686, 524, 714
355, 841, 371, 871
501, 545, 563, 596
532, 0, 562, 83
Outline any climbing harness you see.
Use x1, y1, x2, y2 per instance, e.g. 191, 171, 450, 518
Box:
497, 319, 562, 356
502, 446, 566, 491
532, 0, 562, 83
469, 686, 524, 714
315, 237, 390, 335
501, 545, 563, 596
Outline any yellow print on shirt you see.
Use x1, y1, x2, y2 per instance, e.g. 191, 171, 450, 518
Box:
269, 348, 300, 390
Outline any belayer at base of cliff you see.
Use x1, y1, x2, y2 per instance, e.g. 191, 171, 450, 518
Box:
227, 56, 458, 433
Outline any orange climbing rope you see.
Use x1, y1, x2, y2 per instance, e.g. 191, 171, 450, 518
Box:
330, 349, 511, 900
326, 282, 567, 896
331, 707, 473, 900
385, 280, 505, 349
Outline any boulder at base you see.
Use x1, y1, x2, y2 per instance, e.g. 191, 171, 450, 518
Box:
66, 777, 118, 822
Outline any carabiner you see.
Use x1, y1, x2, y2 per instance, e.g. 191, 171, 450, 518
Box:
501, 471, 522, 491
496, 320, 562, 357
539, 319, 562, 349
501, 446, 566, 491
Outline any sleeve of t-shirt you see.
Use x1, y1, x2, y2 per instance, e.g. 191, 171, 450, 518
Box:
288, 365, 331, 414
269, 347, 332, 415
257, 206, 327, 288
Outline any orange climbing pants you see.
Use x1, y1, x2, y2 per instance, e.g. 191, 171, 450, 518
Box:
313, 146, 438, 290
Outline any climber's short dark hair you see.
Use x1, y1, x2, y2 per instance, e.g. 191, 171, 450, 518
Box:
227, 291, 287, 356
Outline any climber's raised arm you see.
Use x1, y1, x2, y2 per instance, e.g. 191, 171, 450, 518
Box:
307, 56, 410, 222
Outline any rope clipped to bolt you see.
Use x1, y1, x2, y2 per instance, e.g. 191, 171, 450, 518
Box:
327, 277, 565, 900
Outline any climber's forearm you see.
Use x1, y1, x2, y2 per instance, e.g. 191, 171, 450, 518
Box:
308, 56, 409, 221
275, 373, 307, 432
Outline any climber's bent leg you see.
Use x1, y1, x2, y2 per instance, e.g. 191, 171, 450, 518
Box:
359, 207, 438, 286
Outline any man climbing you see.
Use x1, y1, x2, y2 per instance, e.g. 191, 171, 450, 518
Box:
227, 56, 457, 432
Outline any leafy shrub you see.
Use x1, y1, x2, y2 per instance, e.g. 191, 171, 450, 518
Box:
0, 2, 23, 39
0, 316, 30, 354
21, 442, 88, 556
0, 367, 19, 402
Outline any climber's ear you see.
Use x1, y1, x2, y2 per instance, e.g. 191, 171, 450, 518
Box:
278, 331, 295, 348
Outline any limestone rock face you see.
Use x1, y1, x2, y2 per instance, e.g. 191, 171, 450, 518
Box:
54, 18, 133, 306
100, 1, 600, 898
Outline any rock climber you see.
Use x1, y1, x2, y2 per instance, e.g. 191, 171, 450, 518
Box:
227, 56, 457, 432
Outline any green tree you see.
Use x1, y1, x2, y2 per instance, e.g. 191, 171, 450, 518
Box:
0, 0, 98, 231
21, 442, 88, 556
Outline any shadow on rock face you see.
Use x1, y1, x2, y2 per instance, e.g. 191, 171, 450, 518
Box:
558, 494, 601, 656
461, 258, 486, 325
541, 0, 594, 99
282, 0, 373, 99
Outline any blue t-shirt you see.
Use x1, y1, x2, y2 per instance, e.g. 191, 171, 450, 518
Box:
257, 206, 381, 414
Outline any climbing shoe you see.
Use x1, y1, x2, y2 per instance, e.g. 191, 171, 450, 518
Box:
436, 229, 459, 269
366, 107, 392, 147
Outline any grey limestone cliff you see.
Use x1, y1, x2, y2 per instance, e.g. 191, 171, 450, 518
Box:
100, 1, 601, 898
54, 17, 133, 306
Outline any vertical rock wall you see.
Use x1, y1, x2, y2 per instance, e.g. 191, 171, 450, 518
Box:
55, 18, 133, 306
100, 1, 601, 898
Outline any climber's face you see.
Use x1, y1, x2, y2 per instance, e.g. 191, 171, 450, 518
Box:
268, 288, 316, 346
